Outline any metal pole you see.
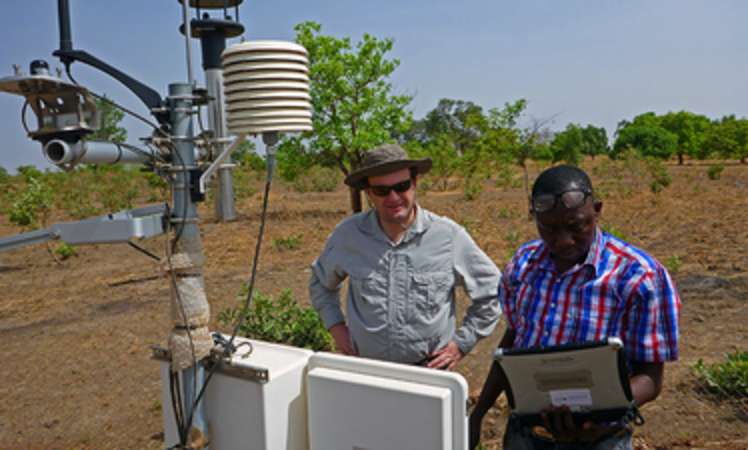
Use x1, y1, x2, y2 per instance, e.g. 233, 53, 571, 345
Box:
206, 67, 236, 221
181, 0, 195, 85
167, 82, 210, 447
57, 0, 73, 52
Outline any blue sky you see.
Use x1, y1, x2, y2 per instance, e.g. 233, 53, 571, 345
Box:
1, 0, 746, 171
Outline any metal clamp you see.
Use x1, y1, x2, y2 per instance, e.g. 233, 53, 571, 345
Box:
150, 345, 269, 384
198, 133, 246, 193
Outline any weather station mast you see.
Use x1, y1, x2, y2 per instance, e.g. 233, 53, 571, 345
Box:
0, 1, 474, 449
0, 0, 313, 448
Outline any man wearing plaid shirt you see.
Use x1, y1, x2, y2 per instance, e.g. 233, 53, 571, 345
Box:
470, 165, 680, 450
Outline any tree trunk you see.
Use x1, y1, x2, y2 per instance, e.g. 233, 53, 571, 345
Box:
349, 187, 363, 213
678, 152, 684, 165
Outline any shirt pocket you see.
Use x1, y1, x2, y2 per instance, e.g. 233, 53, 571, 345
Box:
350, 272, 389, 331
411, 272, 452, 321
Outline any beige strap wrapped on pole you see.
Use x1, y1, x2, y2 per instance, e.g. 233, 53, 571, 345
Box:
165, 252, 213, 372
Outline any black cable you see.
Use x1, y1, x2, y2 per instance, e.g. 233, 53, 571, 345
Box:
164, 200, 199, 447
184, 166, 274, 434
64, 64, 168, 137
169, 370, 187, 445
20, 101, 31, 134
127, 241, 160, 261
169, 144, 191, 254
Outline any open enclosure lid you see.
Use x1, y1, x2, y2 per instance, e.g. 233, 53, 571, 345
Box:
307, 353, 468, 450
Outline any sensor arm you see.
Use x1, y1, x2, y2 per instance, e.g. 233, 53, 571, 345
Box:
53, 49, 168, 125
53, 0, 167, 124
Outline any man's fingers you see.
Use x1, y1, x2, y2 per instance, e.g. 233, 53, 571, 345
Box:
426, 354, 448, 369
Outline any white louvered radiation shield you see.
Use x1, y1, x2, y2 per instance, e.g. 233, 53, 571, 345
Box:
221, 40, 312, 135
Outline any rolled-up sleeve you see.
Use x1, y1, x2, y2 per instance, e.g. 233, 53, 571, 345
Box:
309, 239, 347, 329
452, 227, 502, 354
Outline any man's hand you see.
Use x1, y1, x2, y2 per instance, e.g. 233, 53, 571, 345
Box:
540, 406, 620, 443
329, 323, 357, 356
427, 340, 463, 370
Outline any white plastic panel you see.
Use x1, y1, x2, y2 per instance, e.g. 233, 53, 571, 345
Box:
307, 353, 468, 450
308, 367, 451, 450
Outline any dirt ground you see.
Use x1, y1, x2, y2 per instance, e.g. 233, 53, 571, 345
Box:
0, 161, 746, 449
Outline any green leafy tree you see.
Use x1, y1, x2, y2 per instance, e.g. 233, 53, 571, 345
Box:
480, 99, 526, 165
487, 99, 527, 130
413, 99, 487, 154
292, 21, 412, 212
276, 138, 318, 182
659, 111, 711, 164
405, 135, 460, 191
87, 96, 127, 143
704, 115, 748, 164
613, 113, 677, 160
232, 140, 259, 169
580, 125, 609, 159
550, 123, 585, 166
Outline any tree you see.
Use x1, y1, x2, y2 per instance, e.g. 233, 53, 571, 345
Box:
404, 135, 460, 191
402, 98, 525, 198
87, 96, 127, 143
659, 111, 711, 164
550, 123, 585, 166
613, 113, 677, 160
514, 112, 556, 197
704, 115, 748, 164
414, 99, 486, 154
580, 125, 608, 159
292, 21, 412, 212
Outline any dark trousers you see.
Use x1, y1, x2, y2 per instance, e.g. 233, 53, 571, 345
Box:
503, 416, 633, 450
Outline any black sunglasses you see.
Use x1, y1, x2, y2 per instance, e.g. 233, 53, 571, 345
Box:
531, 189, 592, 213
368, 179, 413, 197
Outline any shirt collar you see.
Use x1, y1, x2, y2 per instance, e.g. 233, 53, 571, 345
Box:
584, 227, 605, 276
359, 204, 430, 245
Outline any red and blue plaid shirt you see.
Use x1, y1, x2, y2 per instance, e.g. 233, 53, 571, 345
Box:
500, 228, 680, 362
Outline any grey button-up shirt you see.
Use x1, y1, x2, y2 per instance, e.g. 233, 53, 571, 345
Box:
309, 206, 502, 364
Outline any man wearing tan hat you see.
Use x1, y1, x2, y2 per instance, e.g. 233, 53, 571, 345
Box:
309, 144, 501, 369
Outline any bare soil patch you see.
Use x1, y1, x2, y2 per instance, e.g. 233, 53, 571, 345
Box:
0, 162, 746, 449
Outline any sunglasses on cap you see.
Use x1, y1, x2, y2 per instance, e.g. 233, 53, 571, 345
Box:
531, 189, 592, 213
368, 179, 413, 197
